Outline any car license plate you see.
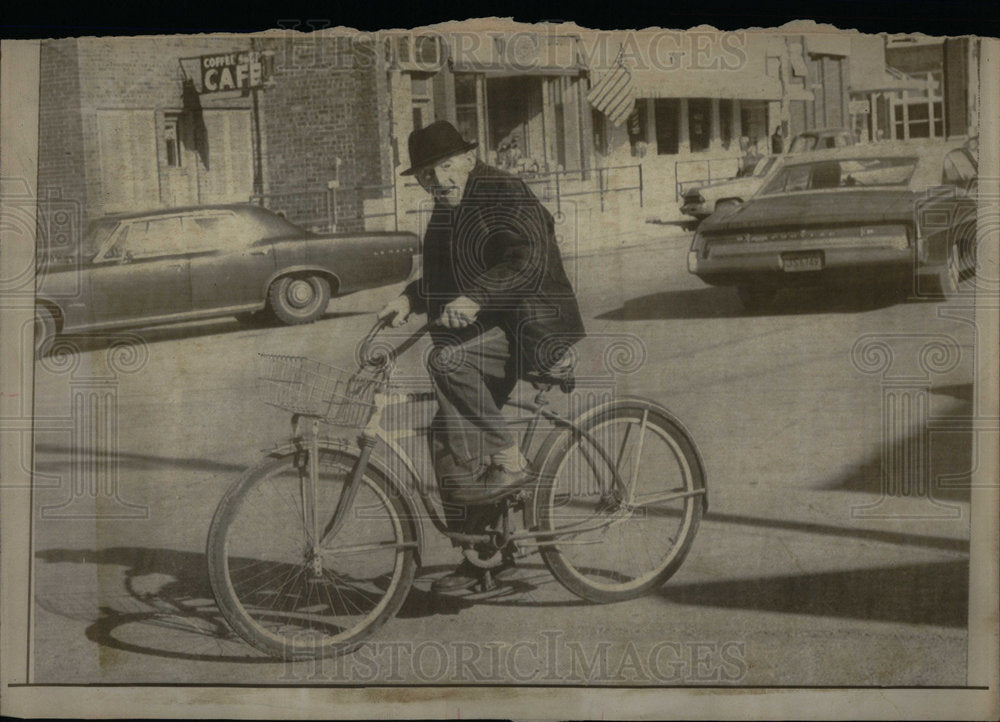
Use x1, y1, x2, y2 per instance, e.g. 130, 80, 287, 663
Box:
782, 252, 823, 272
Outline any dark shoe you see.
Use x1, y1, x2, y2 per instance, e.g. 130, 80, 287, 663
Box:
448, 465, 535, 504
431, 559, 482, 593
431, 557, 518, 593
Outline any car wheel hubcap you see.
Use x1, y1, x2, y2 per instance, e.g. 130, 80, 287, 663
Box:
286, 279, 315, 308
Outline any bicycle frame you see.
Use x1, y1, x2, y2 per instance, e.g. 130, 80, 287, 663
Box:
288, 321, 706, 559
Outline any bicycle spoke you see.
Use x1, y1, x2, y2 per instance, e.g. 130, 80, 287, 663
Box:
540, 407, 703, 601
626, 409, 648, 505
210, 447, 417, 657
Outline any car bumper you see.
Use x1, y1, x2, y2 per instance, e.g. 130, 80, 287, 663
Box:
688, 243, 914, 284
681, 202, 711, 219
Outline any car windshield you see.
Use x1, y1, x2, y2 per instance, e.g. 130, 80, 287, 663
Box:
752, 156, 778, 177
758, 156, 919, 195
789, 135, 818, 153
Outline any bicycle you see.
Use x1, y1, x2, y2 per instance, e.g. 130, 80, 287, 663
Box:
206, 320, 708, 660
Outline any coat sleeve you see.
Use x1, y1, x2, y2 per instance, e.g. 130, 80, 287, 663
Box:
464, 180, 551, 307
402, 277, 427, 315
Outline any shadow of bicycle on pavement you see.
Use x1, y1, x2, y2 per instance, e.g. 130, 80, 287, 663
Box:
33, 546, 589, 665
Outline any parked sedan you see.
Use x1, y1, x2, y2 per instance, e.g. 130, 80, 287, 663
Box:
788, 127, 855, 153
687, 140, 977, 310
34, 204, 418, 353
680, 129, 859, 222
681, 155, 783, 221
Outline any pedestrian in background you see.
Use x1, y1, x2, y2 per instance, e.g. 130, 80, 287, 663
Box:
771, 125, 784, 154
738, 136, 760, 177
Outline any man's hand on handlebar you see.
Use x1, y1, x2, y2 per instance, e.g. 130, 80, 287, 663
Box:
377, 295, 412, 328
440, 296, 480, 329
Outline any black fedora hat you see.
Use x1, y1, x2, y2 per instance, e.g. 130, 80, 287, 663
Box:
401, 120, 477, 176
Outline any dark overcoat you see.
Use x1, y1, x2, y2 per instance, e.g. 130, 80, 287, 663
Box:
403, 161, 586, 373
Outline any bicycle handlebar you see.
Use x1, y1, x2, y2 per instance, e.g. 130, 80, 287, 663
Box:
358, 317, 432, 368
360, 314, 576, 392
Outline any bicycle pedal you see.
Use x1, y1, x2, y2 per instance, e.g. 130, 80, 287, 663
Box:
478, 570, 498, 592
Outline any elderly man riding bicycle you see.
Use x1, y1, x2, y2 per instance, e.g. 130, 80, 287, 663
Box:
378, 120, 586, 592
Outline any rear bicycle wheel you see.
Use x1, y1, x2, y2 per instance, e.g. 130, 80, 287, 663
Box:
537, 401, 705, 603
207, 447, 418, 660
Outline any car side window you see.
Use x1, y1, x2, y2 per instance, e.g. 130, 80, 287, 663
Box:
782, 165, 812, 192
189, 214, 246, 252
122, 217, 187, 258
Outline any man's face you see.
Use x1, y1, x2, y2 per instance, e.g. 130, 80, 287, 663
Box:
416, 151, 476, 207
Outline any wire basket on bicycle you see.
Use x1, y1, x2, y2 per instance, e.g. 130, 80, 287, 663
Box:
257, 350, 392, 429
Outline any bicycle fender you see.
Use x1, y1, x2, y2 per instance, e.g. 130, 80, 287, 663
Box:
264, 440, 426, 559
526, 395, 709, 528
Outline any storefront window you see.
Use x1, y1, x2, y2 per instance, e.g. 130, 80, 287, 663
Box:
892, 100, 944, 140
454, 73, 480, 147
653, 99, 679, 155
411, 74, 433, 130
164, 113, 182, 167
628, 99, 649, 157
719, 99, 733, 149
592, 107, 608, 155
739, 100, 768, 151
688, 98, 711, 153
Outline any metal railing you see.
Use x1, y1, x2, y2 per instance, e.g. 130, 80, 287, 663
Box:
254, 162, 645, 231
252, 183, 399, 233
329, 183, 399, 232
250, 190, 333, 232
521, 164, 644, 214
674, 157, 740, 201
401, 163, 644, 217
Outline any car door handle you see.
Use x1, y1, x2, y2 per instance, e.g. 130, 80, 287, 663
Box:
250, 249, 270, 256
168, 263, 185, 269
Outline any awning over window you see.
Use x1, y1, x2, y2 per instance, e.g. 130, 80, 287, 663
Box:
850, 69, 930, 93
629, 68, 783, 101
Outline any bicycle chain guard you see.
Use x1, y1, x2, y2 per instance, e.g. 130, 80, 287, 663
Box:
462, 546, 506, 569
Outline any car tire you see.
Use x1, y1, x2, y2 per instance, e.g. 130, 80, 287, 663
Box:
919, 243, 963, 301
939, 243, 962, 299
736, 284, 775, 313
35, 305, 57, 358
267, 274, 331, 325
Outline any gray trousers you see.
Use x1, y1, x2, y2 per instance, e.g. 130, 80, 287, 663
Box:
427, 326, 519, 529
427, 325, 519, 472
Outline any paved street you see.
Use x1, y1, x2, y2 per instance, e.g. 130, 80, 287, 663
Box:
28, 231, 974, 686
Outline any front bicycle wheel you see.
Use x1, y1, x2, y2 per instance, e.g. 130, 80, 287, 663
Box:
207, 446, 418, 660
537, 401, 705, 603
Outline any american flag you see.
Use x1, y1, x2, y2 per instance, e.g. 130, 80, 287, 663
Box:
587, 63, 635, 127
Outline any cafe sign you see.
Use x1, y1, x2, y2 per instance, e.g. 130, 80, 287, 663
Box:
199, 50, 274, 93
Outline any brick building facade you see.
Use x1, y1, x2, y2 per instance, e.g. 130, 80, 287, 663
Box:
37, 27, 958, 250
36, 35, 394, 250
